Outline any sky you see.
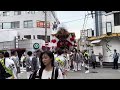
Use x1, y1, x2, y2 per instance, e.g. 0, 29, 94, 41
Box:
56, 11, 94, 39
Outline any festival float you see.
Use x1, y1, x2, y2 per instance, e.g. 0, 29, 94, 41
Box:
51, 27, 77, 51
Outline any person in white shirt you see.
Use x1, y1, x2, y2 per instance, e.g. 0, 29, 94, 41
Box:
10, 51, 20, 78
55, 49, 67, 79
26, 51, 33, 79
29, 51, 63, 79
4, 52, 18, 79
63, 51, 70, 71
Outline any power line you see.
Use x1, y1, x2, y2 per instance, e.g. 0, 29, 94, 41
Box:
60, 14, 92, 24
82, 12, 87, 31
84, 11, 89, 30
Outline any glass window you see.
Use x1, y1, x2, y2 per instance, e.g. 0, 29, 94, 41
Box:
24, 20, 33, 28
0, 23, 2, 29
31, 11, 35, 14
3, 22, 11, 29
3, 11, 9, 16
14, 11, 21, 15
37, 35, 50, 42
114, 12, 120, 26
106, 22, 112, 33
37, 35, 45, 40
33, 35, 35, 39
11, 21, 20, 28
24, 35, 31, 39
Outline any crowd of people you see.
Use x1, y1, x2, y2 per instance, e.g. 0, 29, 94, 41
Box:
0, 48, 119, 79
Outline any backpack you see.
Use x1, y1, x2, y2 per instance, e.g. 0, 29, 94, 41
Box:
29, 67, 58, 79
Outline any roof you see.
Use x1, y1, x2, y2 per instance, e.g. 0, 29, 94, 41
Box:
87, 33, 120, 41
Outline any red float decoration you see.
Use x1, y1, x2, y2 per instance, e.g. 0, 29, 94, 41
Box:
70, 37, 74, 41
60, 42, 63, 45
51, 39, 56, 43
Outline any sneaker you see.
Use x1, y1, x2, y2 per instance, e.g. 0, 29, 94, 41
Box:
75, 70, 77, 72
85, 70, 89, 73
78, 69, 81, 71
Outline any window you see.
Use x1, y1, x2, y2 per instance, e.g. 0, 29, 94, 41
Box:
0, 23, 2, 29
3, 11, 9, 16
11, 21, 20, 28
24, 20, 33, 28
92, 30, 94, 36
14, 11, 21, 15
26, 11, 35, 14
24, 35, 31, 39
37, 35, 50, 42
31, 11, 35, 14
114, 12, 120, 26
106, 22, 112, 35
37, 35, 45, 40
33, 35, 35, 39
3, 22, 11, 29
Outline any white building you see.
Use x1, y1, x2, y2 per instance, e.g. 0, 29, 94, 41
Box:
0, 11, 59, 52
88, 11, 120, 64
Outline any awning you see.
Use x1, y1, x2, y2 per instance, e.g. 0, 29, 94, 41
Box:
91, 40, 101, 44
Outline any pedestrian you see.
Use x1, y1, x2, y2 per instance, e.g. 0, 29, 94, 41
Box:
10, 51, 20, 77
78, 50, 83, 71
69, 50, 74, 70
35, 50, 41, 69
21, 53, 26, 67
0, 51, 8, 79
72, 49, 79, 71
98, 53, 103, 68
113, 49, 119, 69
63, 51, 70, 71
90, 51, 96, 69
29, 51, 63, 79
26, 51, 33, 79
0, 51, 4, 61
31, 52, 40, 72
83, 50, 90, 73
3, 52, 18, 79
55, 49, 67, 79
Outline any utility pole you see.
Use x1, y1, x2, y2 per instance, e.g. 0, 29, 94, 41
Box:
43, 11, 48, 51
45, 11, 47, 43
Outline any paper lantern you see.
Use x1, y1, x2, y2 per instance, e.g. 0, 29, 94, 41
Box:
51, 39, 56, 43
70, 37, 74, 41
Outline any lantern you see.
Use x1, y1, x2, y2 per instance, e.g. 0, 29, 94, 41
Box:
70, 37, 74, 41
51, 39, 56, 43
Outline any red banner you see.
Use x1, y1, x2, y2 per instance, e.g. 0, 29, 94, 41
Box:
37, 21, 50, 28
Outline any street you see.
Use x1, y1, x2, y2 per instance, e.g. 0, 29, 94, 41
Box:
18, 67, 120, 79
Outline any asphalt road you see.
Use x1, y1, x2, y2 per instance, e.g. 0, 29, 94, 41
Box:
18, 67, 120, 79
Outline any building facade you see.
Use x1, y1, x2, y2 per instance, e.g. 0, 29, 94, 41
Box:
0, 11, 59, 52
88, 11, 120, 64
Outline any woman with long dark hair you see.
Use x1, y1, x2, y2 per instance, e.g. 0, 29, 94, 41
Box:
29, 51, 63, 79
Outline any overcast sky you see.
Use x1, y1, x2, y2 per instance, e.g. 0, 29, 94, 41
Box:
56, 11, 94, 39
